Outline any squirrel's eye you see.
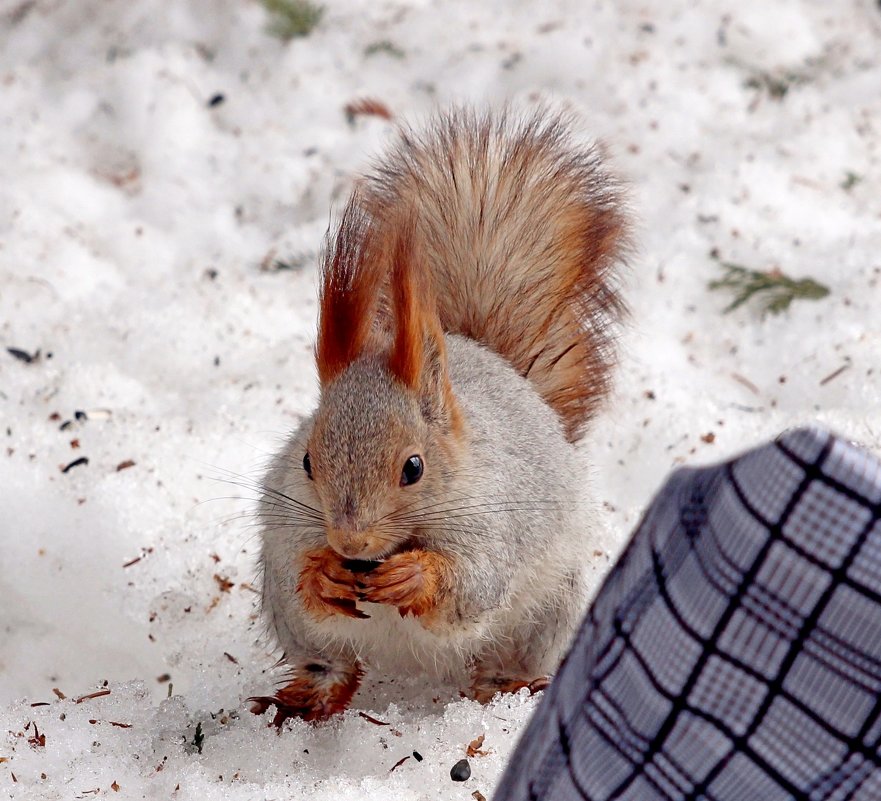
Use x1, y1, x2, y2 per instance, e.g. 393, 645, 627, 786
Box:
401, 455, 423, 486
303, 452, 313, 480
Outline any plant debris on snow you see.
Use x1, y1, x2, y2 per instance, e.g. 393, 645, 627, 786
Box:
708, 260, 831, 315
261, 0, 323, 40
0, 1, 877, 800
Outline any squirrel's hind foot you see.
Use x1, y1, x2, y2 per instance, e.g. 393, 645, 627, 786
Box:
468, 674, 551, 704
249, 660, 364, 726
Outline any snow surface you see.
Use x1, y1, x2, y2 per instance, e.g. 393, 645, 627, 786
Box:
1, 0, 880, 798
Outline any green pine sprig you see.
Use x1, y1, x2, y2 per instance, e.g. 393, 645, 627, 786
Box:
709, 261, 830, 316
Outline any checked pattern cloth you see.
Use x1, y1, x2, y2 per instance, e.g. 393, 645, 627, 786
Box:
496, 427, 881, 801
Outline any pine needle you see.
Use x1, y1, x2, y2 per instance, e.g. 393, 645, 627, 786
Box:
708, 261, 830, 316
261, 0, 323, 41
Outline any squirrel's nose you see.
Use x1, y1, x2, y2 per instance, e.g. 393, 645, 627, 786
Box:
326, 526, 383, 560
326, 526, 366, 558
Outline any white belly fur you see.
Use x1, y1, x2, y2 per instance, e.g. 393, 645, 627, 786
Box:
302, 601, 491, 680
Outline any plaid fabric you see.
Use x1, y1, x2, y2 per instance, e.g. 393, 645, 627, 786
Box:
496, 427, 881, 801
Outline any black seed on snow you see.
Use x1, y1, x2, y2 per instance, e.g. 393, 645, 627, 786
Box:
208, 93, 225, 107
450, 758, 471, 782
62, 457, 89, 473
59, 420, 73, 431
7, 347, 35, 363
412, 750, 423, 762
74, 410, 87, 421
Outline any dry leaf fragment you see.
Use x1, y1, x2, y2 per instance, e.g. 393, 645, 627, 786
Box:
108, 167, 140, 188
111, 781, 120, 792
116, 459, 136, 471
213, 574, 234, 593
472, 792, 487, 801
467, 733, 489, 757
27, 723, 45, 748
344, 98, 393, 124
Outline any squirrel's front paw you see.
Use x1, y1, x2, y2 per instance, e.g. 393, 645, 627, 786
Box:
297, 547, 367, 621
358, 549, 453, 619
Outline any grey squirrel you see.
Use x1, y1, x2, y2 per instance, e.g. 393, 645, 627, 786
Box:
253, 108, 629, 723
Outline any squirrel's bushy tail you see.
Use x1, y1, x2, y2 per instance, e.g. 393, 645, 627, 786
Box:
359, 108, 629, 443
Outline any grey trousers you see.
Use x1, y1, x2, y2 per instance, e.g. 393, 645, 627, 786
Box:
496, 428, 881, 801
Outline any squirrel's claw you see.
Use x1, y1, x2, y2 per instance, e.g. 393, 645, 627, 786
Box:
359, 549, 452, 618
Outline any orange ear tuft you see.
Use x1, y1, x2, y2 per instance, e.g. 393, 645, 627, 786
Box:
387, 226, 460, 431
316, 195, 386, 385
387, 223, 427, 390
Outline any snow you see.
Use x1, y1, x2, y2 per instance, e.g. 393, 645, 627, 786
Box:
1, 0, 880, 798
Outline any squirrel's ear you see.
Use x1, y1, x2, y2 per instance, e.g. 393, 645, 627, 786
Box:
316, 195, 385, 386
388, 228, 460, 428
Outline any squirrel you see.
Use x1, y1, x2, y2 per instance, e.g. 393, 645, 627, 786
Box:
252, 108, 629, 724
